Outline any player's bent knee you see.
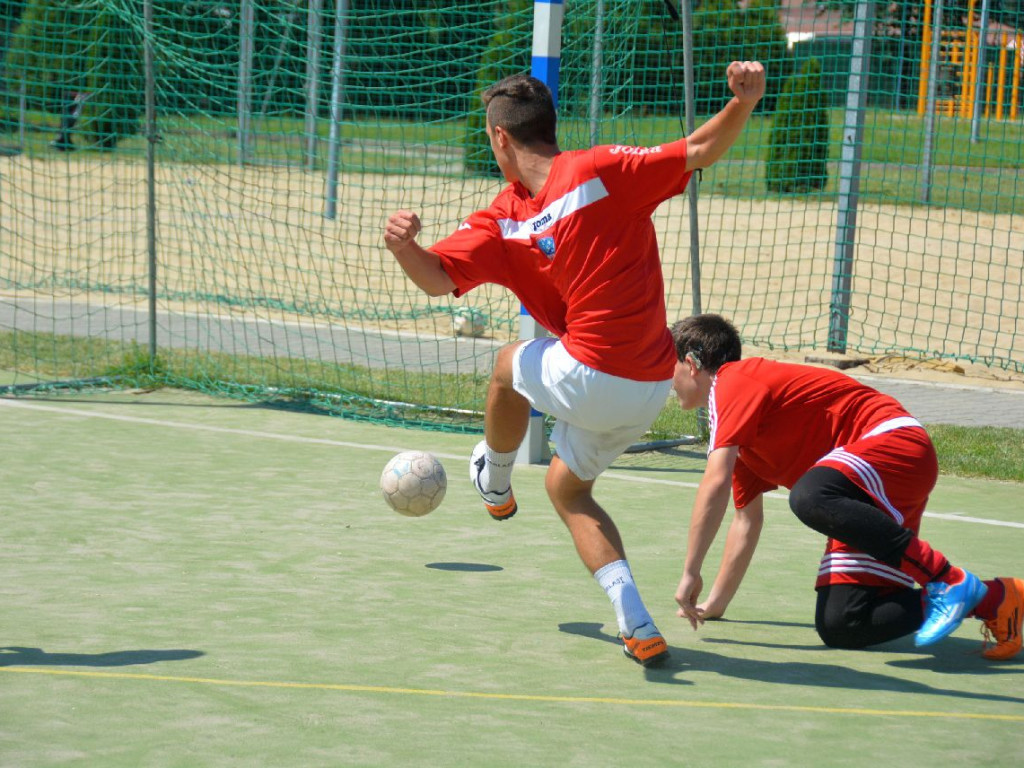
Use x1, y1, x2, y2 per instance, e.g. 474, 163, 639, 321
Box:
789, 466, 851, 530
815, 615, 873, 649
815, 585, 879, 649
788, 479, 826, 526
816, 624, 863, 649
492, 343, 522, 386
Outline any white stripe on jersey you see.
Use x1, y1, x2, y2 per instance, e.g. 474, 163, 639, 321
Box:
497, 177, 609, 240
819, 552, 916, 588
706, 375, 719, 455
862, 416, 922, 438
818, 447, 906, 525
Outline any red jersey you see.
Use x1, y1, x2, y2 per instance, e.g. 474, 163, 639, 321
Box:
708, 358, 913, 508
429, 141, 692, 381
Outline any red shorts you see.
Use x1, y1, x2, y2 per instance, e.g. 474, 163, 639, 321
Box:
812, 420, 937, 589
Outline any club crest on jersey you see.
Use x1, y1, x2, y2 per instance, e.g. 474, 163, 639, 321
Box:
537, 236, 556, 258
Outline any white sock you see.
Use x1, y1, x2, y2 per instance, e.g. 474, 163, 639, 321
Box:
481, 444, 517, 494
594, 559, 654, 636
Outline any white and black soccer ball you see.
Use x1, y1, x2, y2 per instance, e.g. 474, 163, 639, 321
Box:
452, 307, 488, 338
380, 450, 447, 517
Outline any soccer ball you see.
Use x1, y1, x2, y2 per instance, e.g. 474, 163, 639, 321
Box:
452, 306, 488, 338
380, 450, 447, 517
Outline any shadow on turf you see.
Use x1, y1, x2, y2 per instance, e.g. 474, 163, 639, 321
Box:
426, 562, 503, 572
558, 622, 1024, 704
703, 617, 816, 630
702, 634, 1024, 673
0, 647, 204, 667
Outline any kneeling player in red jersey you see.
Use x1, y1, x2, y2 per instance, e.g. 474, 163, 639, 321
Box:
669, 313, 1022, 660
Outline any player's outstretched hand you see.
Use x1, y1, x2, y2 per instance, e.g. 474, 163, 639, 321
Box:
675, 570, 705, 631
695, 598, 725, 620
727, 61, 766, 106
384, 209, 422, 254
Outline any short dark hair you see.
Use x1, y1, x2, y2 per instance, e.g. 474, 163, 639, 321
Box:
482, 74, 557, 147
669, 314, 742, 373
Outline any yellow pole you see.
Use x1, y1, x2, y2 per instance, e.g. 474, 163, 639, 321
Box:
985, 45, 995, 117
1012, 34, 1022, 120
996, 32, 1008, 120
918, 0, 934, 114
962, 0, 977, 118
948, 38, 960, 116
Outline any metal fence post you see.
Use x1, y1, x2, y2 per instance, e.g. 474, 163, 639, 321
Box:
324, 0, 348, 220
144, 0, 158, 362
237, 0, 255, 166
828, 0, 874, 353
920, 0, 944, 205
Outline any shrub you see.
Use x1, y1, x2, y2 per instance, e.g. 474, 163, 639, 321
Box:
4, 0, 141, 149
765, 58, 830, 194
463, 0, 530, 177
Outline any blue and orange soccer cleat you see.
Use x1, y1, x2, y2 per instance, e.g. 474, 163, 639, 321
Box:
470, 441, 517, 521
620, 624, 670, 667
915, 570, 988, 647
982, 577, 1024, 661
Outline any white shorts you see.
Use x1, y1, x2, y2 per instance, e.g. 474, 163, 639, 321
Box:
512, 337, 672, 481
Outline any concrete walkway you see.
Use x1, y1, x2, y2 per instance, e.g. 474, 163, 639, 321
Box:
4, 296, 1023, 430
854, 374, 1024, 430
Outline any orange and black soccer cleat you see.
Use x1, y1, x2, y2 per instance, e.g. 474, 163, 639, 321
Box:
483, 494, 518, 521
621, 625, 670, 667
981, 577, 1024, 660
470, 441, 518, 521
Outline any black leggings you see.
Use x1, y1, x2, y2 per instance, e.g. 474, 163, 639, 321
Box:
815, 583, 923, 648
792, 466, 926, 648
789, 465, 913, 568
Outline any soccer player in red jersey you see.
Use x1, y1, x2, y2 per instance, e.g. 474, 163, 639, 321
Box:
669, 313, 1023, 659
384, 63, 766, 666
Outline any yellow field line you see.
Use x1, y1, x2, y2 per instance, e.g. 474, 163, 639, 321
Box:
2, 667, 1021, 722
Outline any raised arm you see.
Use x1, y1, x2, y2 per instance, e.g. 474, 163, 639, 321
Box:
676, 444, 739, 629
685, 61, 765, 172
697, 494, 765, 619
384, 209, 457, 297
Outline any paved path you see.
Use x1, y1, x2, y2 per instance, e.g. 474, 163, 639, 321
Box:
852, 374, 1024, 430
4, 297, 1023, 430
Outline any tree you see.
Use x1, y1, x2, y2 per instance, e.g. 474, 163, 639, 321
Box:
4, 0, 140, 148
463, 0, 530, 177
765, 58, 830, 194
81, 1, 142, 149
0, 2, 29, 67
692, 0, 790, 115
4, 0, 92, 111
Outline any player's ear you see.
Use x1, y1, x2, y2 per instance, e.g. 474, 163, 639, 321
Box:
492, 124, 511, 148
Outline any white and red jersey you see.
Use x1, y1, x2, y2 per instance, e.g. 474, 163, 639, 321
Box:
429, 141, 692, 381
708, 358, 937, 589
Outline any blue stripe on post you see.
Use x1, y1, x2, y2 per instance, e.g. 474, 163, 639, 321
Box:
530, 57, 561, 106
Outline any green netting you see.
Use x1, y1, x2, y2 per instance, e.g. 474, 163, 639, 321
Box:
1, 1, 1022, 431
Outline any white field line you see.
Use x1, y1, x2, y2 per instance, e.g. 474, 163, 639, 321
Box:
3, 397, 1022, 530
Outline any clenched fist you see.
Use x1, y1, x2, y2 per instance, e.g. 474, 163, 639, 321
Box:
727, 61, 766, 106
384, 209, 422, 254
